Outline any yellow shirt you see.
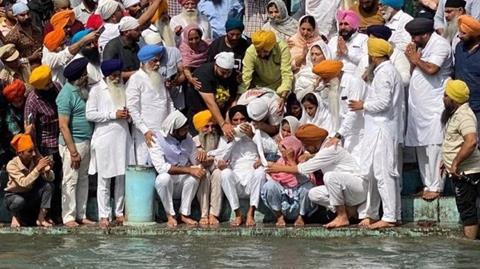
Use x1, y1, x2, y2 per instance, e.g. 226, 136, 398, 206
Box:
352, 4, 385, 31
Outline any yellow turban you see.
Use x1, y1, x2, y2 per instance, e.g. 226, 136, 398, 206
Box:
44, 29, 66, 52
458, 15, 480, 37
251, 30, 277, 51
312, 60, 343, 80
445, 79, 470, 104
367, 37, 393, 57
193, 110, 214, 131
11, 133, 34, 153
29, 65, 53, 90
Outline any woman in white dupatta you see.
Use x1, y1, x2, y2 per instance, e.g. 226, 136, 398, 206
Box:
262, 0, 298, 41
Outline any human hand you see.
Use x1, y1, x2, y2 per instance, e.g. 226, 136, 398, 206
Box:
405, 42, 420, 65
217, 159, 229, 170
276, 97, 285, 116
189, 166, 206, 179
253, 158, 261, 169
175, 25, 183, 36
324, 137, 341, 149
70, 151, 81, 169
196, 150, 207, 163
144, 130, 156, 148
265, 163, 284, 173
35, 156, 51, 172
82, 31, 98, 43
240, 123, 254, 138
116, 108, 129, 119
190, 77, 202, 90
222, 122, 235, 141
298, 152, 312, 163
348, 100, 364, 111
337, 37, 348, 57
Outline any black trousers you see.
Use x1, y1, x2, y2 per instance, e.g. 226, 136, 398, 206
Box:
451, 173, 480, 226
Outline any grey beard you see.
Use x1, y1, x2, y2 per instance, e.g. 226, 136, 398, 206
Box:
79, 88, 90, 100
199, 131, 220, 152
363, 63, 376, 83
144, 68, 164, 94
382, 6, 395, 22
443, 19, 459, 43
181, 8, 198, 24
325, 78, 341, 131
106, 78, 126, 108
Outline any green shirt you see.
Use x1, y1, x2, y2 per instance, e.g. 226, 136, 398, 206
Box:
239, 41, 293, 95
56, 82, 93, 145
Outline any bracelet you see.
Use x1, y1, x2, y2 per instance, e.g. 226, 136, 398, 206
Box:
70, 151, 79, 157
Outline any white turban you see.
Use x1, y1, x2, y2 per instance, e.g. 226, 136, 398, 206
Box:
119, 16, 139, 32
160, 110, 188, 137
247, 98, 269, 121
214, 52, 235, 69
144, 33, 163, 45
97, 0, 120, 20
123, 0, 140, 8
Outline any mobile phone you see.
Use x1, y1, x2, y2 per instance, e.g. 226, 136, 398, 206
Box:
341, 96, 348, 100
97, 25, 106, 35
234, 58, 242, 72
26, 113, 33, 125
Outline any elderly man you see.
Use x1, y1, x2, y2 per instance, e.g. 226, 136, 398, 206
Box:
5, 134, 54, 227
170, 0, 212, 45
191, 52, 238, 138
192, 110, 223, 225
206, 18, 250, 63
404, 18, 453, 201
267, 124, 367, 229
197, 0, 243, 39
328, 10, 369, 75
5, 3, 43, 65
239, 30, 293, 100
304, 0, 341, 39
56, 58, 94, 227
149, 110, 205, 227
438, 0, 466, 51
349, 37, 403, 229
441, 80, 480, 240
0, 44, 31, 86
434, 0, 480, 35
353, 0, 384, 31
379, 0, 413, 52
86, 59, 134, 228
123, 0, 143, 18
455, 15, 480, 144
126, 45, 175, 165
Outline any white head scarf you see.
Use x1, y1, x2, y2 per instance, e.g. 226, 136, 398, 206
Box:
160, 110, 188, 137
123, 0, 139, 8
247, 98, 269, 121
118, 16, 139, 32
279, 116, 300, 139
215, 52, 235, 69
299, 92, 333, 133
97, 0, 120, 20
264, 0, 298, 38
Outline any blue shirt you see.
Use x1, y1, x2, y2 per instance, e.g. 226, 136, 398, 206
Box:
198, 0, 243, 39
454, 41, 480, 113
56, 82, 93, 144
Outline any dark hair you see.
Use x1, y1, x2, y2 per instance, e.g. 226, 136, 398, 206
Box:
228, 105, 250, 122
188, 28, 203, 39
267, 2, 277, 9
286, 93, 302, 119
299, 15, 316, 29
301, 93, 318, 107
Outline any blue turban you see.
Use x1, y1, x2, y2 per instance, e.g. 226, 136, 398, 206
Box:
71, 29, 93, 44
64, 57, 89, 81
366, 25, 393, 41
380, 0, 404, 9
137, 45, 165, 63
101, 59, 123, 77
12, 3, 29, 16
225, 18, 245, 33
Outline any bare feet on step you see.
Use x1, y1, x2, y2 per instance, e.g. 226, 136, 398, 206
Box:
324, 215, 349, 229
11, 216, 21, 228
208, 214, 219, 225
166, 215, 178, 228
275, 215, 286, 227
358, 218, 376, 227
64, 221, 80, 227
80, 219, 96, 225
245, 215, 256, 227
99, 218, 110, 229
230, 216, 243, 227
199, 217, 209, 226
180, 215, 198, 226
422, 191, 441, 201
368, 220, 396, 229
294, 215, 305, 227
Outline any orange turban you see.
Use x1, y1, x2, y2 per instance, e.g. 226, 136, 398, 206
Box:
312, 60, 343, 80
295, 124, 329, 147
251, 30, 277, 51
50, 10, 75, 30
11, 134, 34, 153
193, 110, 214, 131
458, 15, 480, 37
2, 79, 26, 103
151, 0, 169, 23
44, 29, 66, 52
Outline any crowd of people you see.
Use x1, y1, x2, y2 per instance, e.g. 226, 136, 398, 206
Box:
0, 0, 479, 239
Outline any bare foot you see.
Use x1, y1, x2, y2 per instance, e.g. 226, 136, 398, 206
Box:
167, 215, 177, 228
324, 216, 349, 229
199, 217, 209, 226
415, 189, 424, 197
230, 216, 243, 227
114, 216, 125, 226
358, 218, 376, 227
10, 216, 21, 228
36, 219, 53, 227
422, 191, 441, 201
80, 218, 96, 225
275, 215, 286, 227
245, 215, 256, 227
64, 221, 80, 227
208, 214, 219, 225
180, 215, 198, 226
99, 218, 110, 229
368, 220, 396, 229
294, 215, 305, 227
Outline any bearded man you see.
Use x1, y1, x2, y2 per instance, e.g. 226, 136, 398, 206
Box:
126, 44, 175, 165
442, 0, 467, 53
86, 59, 134, 228
352, 0, 384, 31
170, 0, 212, 46
70, 29, 104, 86
379, 0, 413, 52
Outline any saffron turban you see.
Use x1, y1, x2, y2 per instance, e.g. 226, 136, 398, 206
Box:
137, 44, 165, 63
101, 59, 123, 77
86, 14, 103, 30
193, 110, 214, 131
366, 24, 392, 41
11, 134, 34, 153
50, 10, 75, 30
44, 29, 66, 52
312, 60, 343, 80
405, 18, 434, 36
367, 37, 393, 57
29, 65, 53, 90
247, 98, 269, 121
225, 18, 244, 33
251, 30, 277, 51
336, 9, 360, 30
445, 79, 469, 104
98, 0, 120, 20
3, 79, 26, 103
458, 15, 480, 37
379, 0, 404, 9
64, 57, 89, 81
150, 0, 168, 24
295, 124, 329, 147
12, 3, 29, 16
71, 29, 93, 43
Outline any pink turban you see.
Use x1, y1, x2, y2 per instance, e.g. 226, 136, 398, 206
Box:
336, 9, 360, 30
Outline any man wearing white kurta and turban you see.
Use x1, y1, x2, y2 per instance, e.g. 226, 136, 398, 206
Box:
126, 45, 175, 165
404, 18, 453, 201
149, 110, 205, 227
86, 59, 134, 228
349, 37, 404, 229
379, 0, 413, 52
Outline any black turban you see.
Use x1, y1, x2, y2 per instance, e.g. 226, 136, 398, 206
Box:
405, 18, 434, 36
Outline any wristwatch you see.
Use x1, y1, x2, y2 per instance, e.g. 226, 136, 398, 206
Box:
334, 133, 343, 140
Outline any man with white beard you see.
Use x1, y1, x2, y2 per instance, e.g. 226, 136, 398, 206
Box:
378, 0, 413, 52
170, 0, 212, 46
86, 59, 134, 228
349, 37, 403, 229
441, 0, 467, 54
126, 45, 175, 165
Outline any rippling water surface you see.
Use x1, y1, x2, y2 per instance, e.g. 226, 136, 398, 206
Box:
0, 234, 479, 268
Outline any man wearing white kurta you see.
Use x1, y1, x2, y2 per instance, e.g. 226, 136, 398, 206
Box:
404, 18, 452, 200
126, 44, 175, 165
349, 37, 404, 229
379, 0, 413, 52
149, 111, 205, 227
305, 0, 342, 39
85, 59, 134, 228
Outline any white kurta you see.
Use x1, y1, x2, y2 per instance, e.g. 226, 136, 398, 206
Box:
405, 33, 452, 147
42, 46, 75, 86
328, 32, 369, 75
85, 80, 134, 179
99, 23, 120, 55
385, 10, 413, 52
305, 0, 341, 39
169, 13, 212, 47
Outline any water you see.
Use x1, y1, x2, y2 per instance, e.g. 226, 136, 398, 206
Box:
0, 234, 479, 268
